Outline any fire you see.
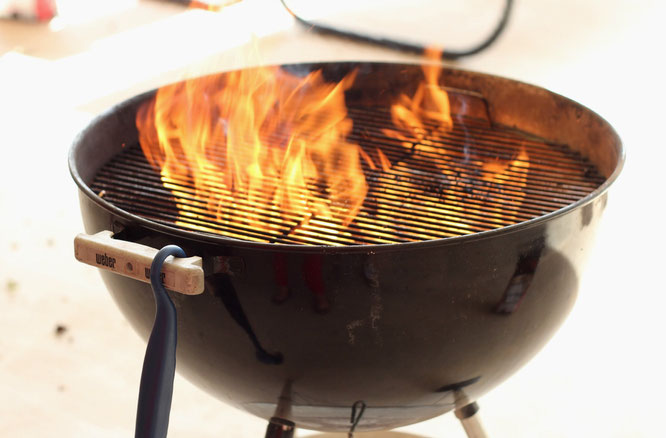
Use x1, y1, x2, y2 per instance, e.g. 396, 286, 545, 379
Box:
188, 0, 241, 12
135, 48, 530, 244
136, 65, 367, 240
374, 48, 530, 237
384, 47, 453, 147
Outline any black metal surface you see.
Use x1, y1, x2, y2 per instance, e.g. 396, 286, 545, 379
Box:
264, 418, 295, 438
70, 62, 623, 432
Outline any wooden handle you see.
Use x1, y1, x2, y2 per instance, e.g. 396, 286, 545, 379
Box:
74, 231, 204, 295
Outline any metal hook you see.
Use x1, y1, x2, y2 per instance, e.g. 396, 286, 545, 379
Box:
136, 245, 186, 438
348, 400, 366, 438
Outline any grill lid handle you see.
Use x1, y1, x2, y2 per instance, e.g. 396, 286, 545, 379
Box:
74, 230, 204, 295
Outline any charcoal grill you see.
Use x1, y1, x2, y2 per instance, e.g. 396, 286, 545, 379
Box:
70, 62, 623, 434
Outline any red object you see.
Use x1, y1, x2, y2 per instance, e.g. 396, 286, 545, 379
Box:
36, 0, 56, 21
1, 0, 56, 21
303, 255, 324, 297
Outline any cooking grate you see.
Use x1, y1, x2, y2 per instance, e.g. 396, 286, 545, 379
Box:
91, 106, 605, 246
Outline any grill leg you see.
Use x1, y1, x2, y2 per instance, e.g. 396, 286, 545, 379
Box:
264, 417, 295, 438
455, 402, 487, 438
265, 381, 295, 438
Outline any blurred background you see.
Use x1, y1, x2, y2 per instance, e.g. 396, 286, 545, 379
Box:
0, 0, 663, 436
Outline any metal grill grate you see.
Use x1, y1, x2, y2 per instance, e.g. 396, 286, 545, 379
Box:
91, 106, 605, 246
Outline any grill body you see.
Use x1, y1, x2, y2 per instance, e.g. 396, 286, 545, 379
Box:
70, 62, 622, 431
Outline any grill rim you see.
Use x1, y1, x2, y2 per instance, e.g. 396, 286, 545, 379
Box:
69, 62, 624, 254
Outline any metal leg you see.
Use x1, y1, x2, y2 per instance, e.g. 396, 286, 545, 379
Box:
264, 381, 295, 438
455, 402, 488, 438
264, 417, 295, 438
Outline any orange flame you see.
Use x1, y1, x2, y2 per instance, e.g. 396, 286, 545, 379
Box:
384, 48, 453, 147
137, 66, 368, 238
378, 48, 530, 231
188, 0, 241, 12
136, 48, 530, 244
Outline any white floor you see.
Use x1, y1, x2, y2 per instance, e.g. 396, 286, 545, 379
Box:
1, 0, 664, 436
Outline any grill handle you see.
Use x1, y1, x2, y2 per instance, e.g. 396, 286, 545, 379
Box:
74, 230, 204, 295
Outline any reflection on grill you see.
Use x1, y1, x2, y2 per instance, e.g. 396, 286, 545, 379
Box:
92, 107, 605, 246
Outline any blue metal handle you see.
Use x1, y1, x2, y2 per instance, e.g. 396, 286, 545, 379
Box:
135, 245, 186, 438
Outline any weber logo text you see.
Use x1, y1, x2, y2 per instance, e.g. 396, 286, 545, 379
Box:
95, 253, 116, 268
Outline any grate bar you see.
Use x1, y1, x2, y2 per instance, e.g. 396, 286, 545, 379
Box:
104, 153, 535, 229
91, 106, 606, 245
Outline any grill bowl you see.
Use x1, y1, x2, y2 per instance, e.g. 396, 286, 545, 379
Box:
70, 62, 623, 432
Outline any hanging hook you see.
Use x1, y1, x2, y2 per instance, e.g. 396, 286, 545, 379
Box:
348, 400, 367, 438
135, 245, 186, 438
